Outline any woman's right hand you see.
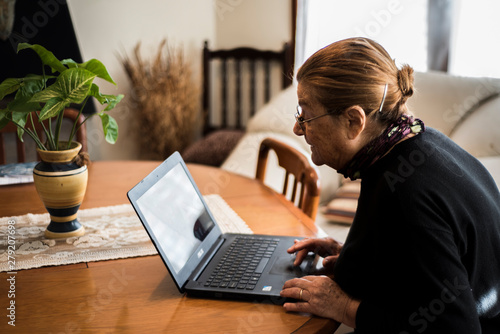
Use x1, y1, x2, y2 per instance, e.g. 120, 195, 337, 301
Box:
287, 237, 343, 274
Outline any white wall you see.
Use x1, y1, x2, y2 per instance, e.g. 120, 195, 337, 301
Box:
67, 0, 291, 161
67, 0, 216, 160
214, 0, 290, 50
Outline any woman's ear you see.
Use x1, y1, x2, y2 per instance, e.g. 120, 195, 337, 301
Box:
343, 106, 366, 140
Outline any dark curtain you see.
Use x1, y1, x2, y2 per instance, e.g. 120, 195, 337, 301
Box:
427, 0, 452, 72
0, 0, 95, 114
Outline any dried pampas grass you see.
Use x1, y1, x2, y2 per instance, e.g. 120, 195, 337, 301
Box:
120, 39, 199, 159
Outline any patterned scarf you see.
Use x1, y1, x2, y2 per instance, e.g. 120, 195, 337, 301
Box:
338, 115, 425, 180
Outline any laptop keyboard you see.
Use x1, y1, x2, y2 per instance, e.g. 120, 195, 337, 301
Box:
204, 236, 279, 290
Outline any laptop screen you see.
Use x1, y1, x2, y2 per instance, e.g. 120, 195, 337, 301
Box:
136, 162, 215, 274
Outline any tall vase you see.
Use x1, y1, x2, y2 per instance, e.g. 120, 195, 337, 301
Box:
33, 141, 88, 239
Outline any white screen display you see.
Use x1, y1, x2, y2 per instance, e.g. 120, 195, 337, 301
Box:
136, 163, 214, 273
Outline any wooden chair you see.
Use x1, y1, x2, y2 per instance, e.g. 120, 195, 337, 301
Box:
0, 108, 87, 164
255, 138, 320, 220
202, 40, 294, 134
182, 41, 294, 167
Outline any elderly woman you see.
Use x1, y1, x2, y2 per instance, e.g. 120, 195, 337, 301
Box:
280, 38, 500, 333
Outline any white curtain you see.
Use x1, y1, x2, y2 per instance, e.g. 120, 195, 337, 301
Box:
293, 0, 309, 79
295, 0, 428, 71
296, 0, 500, 79
449, 0, 500, 78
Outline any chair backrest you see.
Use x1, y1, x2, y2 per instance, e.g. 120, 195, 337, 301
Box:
0, 108, 87, 164
202, 40, 293, 135
255, 138, 320, 220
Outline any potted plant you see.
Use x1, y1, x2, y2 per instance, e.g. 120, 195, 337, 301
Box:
0, 43, 124, 239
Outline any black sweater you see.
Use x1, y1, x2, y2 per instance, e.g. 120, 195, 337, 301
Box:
333, 128, 500, 333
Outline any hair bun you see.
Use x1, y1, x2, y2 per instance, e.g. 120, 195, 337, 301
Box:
397, 64, 414, 99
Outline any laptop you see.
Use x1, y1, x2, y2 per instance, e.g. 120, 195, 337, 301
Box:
127, 151, 319, 304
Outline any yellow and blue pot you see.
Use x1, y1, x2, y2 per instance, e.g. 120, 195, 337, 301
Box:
33, 142, 88, 239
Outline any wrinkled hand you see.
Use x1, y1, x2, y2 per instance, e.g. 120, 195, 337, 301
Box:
280, 276, 359, 328
288, 237, 343, 275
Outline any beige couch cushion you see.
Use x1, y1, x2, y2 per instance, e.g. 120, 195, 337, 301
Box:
450, 95, 500, 157
221, 131, 339, 204
246, 86, 300, 141
321, 179, 360, 224
477, 156, 500, 186
409, 71, 500, 137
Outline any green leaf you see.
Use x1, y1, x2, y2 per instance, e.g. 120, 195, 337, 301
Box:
11, 111, 29, 142
0, 109, 11, 130
89, 84, 104, 103
7, 96, 40, 113
29, 84, 62, 103
61, 59, 79, 68
0, 78, 22, 100
39, 97, 65, 120
80, 59, 116, 84
1, 75, 51, 101
17, 43, 67, 74
5, 75, 47, 113
103, 94, 124, 111
31, 68, 97, 120
89, 84, 124, 111
19, 75, 49, 95
99, 113, 118, 144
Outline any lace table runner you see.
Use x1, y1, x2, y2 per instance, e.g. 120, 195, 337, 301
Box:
0, 194, 252, 272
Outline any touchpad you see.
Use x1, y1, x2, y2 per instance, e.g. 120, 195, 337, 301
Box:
270, 253, 321, 277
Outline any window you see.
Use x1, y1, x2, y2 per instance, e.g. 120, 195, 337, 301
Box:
296, 0, 500, 78
296, 0, 428, 71
449, 0, 500, 78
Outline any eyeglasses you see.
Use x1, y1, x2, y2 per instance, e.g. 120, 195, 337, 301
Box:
294, 105, 336, 132
294, 83, 389, 132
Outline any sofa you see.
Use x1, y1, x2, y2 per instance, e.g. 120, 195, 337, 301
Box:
220, 70, 500, 223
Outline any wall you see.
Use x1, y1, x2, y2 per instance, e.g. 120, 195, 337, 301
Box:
67, 0, 291, 161
210, 0, 292, 139
67, 0, 216, 160
214, 0, 291, 50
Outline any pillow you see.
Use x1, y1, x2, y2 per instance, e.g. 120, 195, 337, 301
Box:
450, 95, 500, 157
477, 156, 500, 187
321, 179, 361, 224
182, 130, 245, 167
409, 71, 500, 136
246, 86, 298, 136
221, 131, 314, 188
221, 131, 342, 205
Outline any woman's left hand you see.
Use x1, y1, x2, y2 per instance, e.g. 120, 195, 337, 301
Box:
280, 275, 360, 328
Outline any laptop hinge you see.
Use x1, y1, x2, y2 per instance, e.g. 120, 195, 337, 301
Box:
189, 236, 226, 282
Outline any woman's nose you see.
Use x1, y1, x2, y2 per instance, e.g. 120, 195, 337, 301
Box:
293, 122, 304, 136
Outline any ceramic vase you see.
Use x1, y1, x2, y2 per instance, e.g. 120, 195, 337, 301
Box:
33, 141, 88, 239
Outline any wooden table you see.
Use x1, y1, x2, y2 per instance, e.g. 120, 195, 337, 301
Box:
0, 161, 339, 333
